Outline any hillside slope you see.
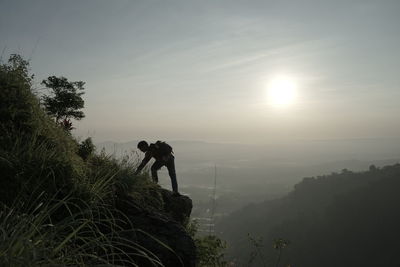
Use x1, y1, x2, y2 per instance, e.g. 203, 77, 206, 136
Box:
0, 55, 196, 266
217, 164, 400, 266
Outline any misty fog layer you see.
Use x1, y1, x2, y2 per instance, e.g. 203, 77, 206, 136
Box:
2, 0, 400, 266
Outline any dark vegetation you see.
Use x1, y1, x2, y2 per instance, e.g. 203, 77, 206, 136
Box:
41, 76, 85, 123
5, 53, 397, 267
217, 164, 400, 266
0, 55, 225, 266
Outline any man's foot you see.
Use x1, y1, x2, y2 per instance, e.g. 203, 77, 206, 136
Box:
172, 191, 181, 196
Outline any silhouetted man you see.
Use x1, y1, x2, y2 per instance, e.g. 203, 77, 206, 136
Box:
134, 140, 179, 194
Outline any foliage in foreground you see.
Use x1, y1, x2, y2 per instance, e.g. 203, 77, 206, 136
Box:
0, 55, 168, 266
247, 234, 290, 267
187, 220, 227, 267
1, 54, 232, 266
0, 193, 161, 266
0, 143, 165, 266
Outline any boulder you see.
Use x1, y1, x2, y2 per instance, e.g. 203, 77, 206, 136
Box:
116, 191, 197, 267
160, 189, 193, 225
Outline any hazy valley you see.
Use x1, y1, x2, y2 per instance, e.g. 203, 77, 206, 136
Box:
96, 139, 400, 216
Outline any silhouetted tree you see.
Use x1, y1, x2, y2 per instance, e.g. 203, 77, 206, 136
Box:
1, 54, 34, 87
369, 164, 377, 171
41, 76, 85, 129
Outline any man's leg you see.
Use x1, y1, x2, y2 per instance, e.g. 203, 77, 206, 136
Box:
151, 161, 164, 183
166, 155, 178, 193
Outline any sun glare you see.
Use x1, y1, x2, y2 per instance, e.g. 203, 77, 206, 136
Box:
267, 76, 297, 108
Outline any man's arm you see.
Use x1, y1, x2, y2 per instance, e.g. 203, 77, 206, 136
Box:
134, 151, 152, 175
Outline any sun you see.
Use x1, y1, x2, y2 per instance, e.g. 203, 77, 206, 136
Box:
267, 76, 297, 107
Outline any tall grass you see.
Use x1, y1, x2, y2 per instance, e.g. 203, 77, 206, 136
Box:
86, 151, 165, 211
0, 55, 185, 266
0, 190, 165, 266
0, 132, 181, 266
0, 133, 166, 266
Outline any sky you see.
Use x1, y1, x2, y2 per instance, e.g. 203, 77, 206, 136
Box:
1, 0, 400, 144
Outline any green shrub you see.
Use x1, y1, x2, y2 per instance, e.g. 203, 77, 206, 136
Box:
187, 220, 227, 267
0, 55, 88, 205
0, 191, 164, 266
77, 137, 95, 161
0, 54, 191, 266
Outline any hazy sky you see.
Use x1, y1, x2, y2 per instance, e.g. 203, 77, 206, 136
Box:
1, 0, 400, 143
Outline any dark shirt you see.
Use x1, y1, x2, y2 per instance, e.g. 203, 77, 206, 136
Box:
136, 147, 171, 173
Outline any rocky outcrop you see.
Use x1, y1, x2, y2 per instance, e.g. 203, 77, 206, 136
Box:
160, 189, 193, 224
116, 190, 196, 267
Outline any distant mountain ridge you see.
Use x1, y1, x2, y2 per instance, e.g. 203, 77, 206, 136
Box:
96, 139, 400, 190
216, 163, 400, 266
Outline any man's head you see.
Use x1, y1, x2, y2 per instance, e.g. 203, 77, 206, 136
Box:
137, 140, 149, 152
